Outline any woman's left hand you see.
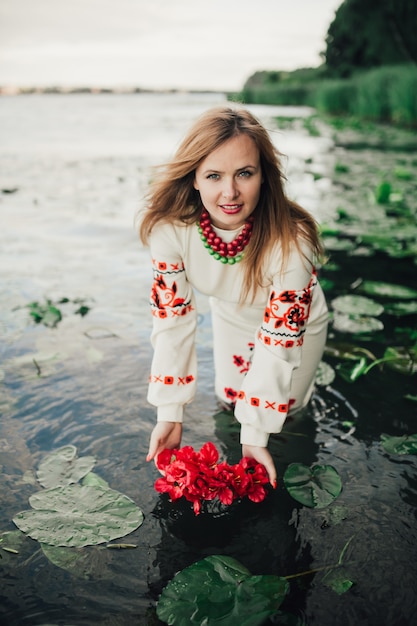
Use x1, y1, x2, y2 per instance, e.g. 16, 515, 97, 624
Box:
242, 444, 277, 488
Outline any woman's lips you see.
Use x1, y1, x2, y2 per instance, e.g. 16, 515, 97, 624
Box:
219, 204, 243, 214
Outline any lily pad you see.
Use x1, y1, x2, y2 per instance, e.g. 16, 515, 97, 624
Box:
315, 361, 336, 386
331, 295, 384, 317
157, 555, 289, 626
36, 445, 96, 488
283, 463, 342, 509
359, 281, 417, 300
13, 484, 144, 547
333, 313, 384, 334
385, 301, 417, 316
380, 433, 417, 455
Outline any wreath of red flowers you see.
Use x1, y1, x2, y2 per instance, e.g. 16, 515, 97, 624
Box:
154, 442, 270, 515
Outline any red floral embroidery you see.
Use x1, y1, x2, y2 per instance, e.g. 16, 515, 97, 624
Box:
150, 259, 193, 318
261, 271, 316, 346
224, 387, 238, 403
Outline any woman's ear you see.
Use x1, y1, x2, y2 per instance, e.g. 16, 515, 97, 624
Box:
193, 178, 199, 191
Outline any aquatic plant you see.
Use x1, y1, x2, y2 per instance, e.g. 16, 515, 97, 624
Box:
12, 446, 144, 547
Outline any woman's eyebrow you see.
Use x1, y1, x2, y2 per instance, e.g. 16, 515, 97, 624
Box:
202, 164, 257, 174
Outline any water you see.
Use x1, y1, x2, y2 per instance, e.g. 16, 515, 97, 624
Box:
1, 93, 416, 625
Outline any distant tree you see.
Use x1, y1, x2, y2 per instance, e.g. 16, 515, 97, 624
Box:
325, 0, 417, 76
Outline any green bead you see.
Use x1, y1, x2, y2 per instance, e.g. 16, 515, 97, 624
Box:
214, 252, 221, 260
209, 248, 215, 255
204, 242, 211, 248
227, 257, 236, 264
220, 256, 228, 264
235, 255, 243, 263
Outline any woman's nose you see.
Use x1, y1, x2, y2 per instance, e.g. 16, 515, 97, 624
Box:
222, 179, 238, 199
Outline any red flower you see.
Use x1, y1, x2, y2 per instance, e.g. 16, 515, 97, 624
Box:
154, 442, 272, 515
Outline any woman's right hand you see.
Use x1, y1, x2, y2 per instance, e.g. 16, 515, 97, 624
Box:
146, 421, 182, 463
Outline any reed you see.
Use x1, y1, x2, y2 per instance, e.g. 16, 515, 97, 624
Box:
231, 65, 417, 127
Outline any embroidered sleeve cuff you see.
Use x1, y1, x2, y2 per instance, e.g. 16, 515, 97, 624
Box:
240, 424, 270, 447
157, 404, 184, 423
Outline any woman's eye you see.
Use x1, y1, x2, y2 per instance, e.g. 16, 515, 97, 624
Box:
238, 170, 251, 178
207, 173, 219, 180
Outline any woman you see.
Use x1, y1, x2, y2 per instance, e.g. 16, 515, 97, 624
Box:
139, 106, 328, 485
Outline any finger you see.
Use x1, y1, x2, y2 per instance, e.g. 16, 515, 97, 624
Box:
147, 433, 161, 462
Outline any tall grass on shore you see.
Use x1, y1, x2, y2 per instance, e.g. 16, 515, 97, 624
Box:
231, 65, 417, 127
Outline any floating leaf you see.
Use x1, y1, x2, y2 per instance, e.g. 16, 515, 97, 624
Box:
331, 295, 384, 317
13, 484, 144, 547
36, 445, 96, 488
383, 346, 417, 375
0, 530, 27, 564
315, 361, 336, 386
359, 281, 417, 300
380, 434, 417, 455
323, 237, 356, 252
28, 301, 62, 327
157, 555, 289, 626
322, 568, 354, 594
385, 301, 417, 316
283, 463, 342, 509
333, 313, 384, 334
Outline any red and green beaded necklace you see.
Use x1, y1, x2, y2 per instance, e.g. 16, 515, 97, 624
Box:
197, 209, 254, 264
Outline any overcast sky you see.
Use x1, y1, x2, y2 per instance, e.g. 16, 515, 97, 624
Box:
0, 0, 342, 91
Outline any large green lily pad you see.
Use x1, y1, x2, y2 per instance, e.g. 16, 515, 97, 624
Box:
283, 463, 342, 509
36, 445, 96, 488
13, 484, 144, 547
157, 555, 289, 626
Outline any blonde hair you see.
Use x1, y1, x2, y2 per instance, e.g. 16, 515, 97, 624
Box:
139, 105, 323, 301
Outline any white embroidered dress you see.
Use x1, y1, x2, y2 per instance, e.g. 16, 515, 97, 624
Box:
146, 219, 328, 447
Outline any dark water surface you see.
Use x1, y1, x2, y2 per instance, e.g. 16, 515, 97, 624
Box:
1, 93, 416, 625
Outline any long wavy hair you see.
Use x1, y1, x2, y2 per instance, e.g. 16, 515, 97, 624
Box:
139, 105, 324, 302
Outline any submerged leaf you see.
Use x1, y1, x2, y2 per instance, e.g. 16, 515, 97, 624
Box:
380, 433, 417, 455
37, 445, 96, 488
40, 543, 114, 580
13, 484, 144, 547
283, 463, 342, 509
157, 555, 289, 626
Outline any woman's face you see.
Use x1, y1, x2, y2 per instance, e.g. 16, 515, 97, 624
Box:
194, 134, 263, 230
